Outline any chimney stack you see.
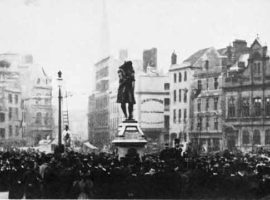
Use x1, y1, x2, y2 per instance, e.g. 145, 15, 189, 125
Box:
171, 51, 177, 65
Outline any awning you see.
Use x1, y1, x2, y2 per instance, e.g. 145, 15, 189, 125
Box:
83, 142, 98, 149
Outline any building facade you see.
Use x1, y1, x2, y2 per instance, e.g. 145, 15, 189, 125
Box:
136, 72, 169, 146
0, 60, 22, 143
89, 56, 122, 148
0, 53, 54, 146
223, 38, 270, 152
169, 52, 196, 146
189, 47, 225, 152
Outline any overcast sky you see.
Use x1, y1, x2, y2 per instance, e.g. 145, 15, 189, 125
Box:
0, 0, 269, 113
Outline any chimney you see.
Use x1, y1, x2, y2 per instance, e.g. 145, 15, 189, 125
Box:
171, 51, 177, 65
119, 49, 128, 62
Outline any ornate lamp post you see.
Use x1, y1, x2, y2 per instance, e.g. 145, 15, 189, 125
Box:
57, 71, 63, 148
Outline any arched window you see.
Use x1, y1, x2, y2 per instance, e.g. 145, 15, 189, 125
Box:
242, 98, 250, 116
265, 130, 270, 145
228, 97, 235, 117
254, 97, 262, 116
242, 130, 249, 145
253, 130, 261, 145
36, 112, 42, 124
179, 72, 182, 82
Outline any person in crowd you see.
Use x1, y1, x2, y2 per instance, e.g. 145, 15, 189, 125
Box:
2, 146, 270, 198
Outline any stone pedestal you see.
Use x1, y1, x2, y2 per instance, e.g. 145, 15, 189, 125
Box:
112, 120, 147, 159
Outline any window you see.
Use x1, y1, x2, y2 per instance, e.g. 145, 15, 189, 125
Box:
214, 117, 218, 130
206, 79, 209, 90
45, 99, 51, 105
184, 71, 187, 81
9, 125, 12, 137
184, 109, 187, 121
44, 113, 50, 126
184, 90, 188, 103
254, 97, 262, 116
228, 97, 235, 117
253, 130, 260, 145
8, 108, 12, 120
190, 120, 193, 131
206, 98, 209, 111
214, 97, 218, 110
265, 129, 270, 145
179, 89, 181, 102
8, 94, 12, 103
205, 60, 209, 70
178, 109, 181, 123
37, 78, 41, 84
15, 95, 18, 104
14, 108, 18, 120
15, 126, 19, 136
0, 113, 5, 122
179, 72, 182, 82
242, 98, 249, 117
257, 63, 261, 73
254, 62, 261, 74
164, 98, 170, 106
197, 99, 201, 112
266, 98, 270, 116
173, 90, 176, 102
36, 112, 42, 124
197, 117, 202, 130
173, 109, 176, 123
164, 116, 169, 129
174, 73, 177, 83
242, 130, 249, 144
0, 128, 5, 139
164, 83, 170, 90
214, 77, 219, 89
206, 116, 209, 129
198, 80, 202, 90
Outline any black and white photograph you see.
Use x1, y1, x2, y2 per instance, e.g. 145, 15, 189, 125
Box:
0, 0, 270, 199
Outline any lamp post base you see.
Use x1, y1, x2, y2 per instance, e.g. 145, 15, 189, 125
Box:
54, 144, 64, 154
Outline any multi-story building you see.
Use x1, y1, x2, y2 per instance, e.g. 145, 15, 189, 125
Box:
89, 56, 121, 148
169, 52, 196, 146
136, 71, 169, 145
163, 80, 170, 145
223, 38, 270, 152
0, 53, 54, 146
0, 60, 22, 143
189, 47, 225, 152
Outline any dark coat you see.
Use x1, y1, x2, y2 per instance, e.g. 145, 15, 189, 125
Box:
117, 64, 136, 104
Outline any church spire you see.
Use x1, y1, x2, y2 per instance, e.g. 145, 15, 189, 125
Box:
99, 0, 110, 59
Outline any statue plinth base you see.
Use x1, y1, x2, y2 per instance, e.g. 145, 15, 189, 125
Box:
112, 120, 147, 159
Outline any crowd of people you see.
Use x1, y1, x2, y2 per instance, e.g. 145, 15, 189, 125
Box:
1, 146, 270, 199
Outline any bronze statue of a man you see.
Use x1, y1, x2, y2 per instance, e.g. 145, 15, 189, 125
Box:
117, 61, 135, 120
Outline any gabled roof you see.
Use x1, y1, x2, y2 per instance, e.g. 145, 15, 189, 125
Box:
183, 48, 210, 66
250, 38, 262, 49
